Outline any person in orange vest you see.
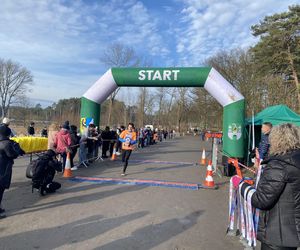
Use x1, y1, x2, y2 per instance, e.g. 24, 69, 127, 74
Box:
119, 123, 137, 176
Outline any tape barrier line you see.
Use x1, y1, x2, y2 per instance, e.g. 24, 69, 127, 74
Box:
125, 159, 195, 165
69, 176, 202, 190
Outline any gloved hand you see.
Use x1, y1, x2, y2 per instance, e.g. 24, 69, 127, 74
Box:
232, 175, 242, 189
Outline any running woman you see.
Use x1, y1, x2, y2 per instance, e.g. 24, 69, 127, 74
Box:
119, 123, 137, 176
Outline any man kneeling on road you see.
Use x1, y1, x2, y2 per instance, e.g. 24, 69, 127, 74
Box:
31, 149, 62, 196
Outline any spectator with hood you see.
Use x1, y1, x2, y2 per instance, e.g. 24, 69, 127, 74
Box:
0, 125, 21, 219
54, 121, 71, 170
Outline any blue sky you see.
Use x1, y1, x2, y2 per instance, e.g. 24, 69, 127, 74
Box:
0, 0, 298, 106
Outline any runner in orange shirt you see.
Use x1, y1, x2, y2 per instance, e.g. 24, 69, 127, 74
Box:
119, 123, 137, 176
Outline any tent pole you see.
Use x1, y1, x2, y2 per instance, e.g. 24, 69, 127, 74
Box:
252, 110, 255, 150
247, 125, 251, 166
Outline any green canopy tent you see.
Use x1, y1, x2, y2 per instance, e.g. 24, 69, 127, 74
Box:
246, 104, 300, 126
244, 105, 300, 164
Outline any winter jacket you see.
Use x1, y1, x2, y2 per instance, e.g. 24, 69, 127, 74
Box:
241, 149, 300, 247
27, 126, 35, 136
32, 154, 62, 186
0, 136, 20, 189
70, 131, 80, 148
258, 133, 270, 160
54, 129, 71, 154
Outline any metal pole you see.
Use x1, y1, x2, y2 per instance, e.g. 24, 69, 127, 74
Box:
212, 138, 217, 172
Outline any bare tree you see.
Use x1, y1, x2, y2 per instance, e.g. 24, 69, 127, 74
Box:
175, 87, 191, 133
100, 43, 140, 126
136, 87, 155, 128
205, 48, 297, 117
137, 87, 146, 128
0, 59, 33, 119
155, 87, 169, 126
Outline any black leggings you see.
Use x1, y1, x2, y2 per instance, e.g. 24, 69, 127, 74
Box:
60, 152, 67, 170
122, 150, 132, 173
261, 243, 297, 250
70, 149, 77, 168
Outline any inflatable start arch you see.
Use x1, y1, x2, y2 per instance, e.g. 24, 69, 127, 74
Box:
81, 67, 245, 157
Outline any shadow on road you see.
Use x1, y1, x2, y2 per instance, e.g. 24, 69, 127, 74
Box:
0, 211, 148, 250
9, 184, 147, 217
94, 210, 204, 250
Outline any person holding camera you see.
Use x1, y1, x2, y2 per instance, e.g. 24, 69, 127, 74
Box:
31, 149, 62, 196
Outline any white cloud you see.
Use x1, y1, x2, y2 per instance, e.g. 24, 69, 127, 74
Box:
175, 0, 299, 65
0, 0, 170, 102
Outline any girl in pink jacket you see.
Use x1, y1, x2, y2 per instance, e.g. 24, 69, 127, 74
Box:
54, 123, 71, 170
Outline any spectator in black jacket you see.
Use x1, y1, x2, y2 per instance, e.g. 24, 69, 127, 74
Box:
27, 122, 35, 136
32, 149, 62, 196
1, 117, 15, 137
0, 125, 21, 219
101, 126, 111, 158
256, 122, 272, 161
239, 123, 300, 250
69, 125, 80, 170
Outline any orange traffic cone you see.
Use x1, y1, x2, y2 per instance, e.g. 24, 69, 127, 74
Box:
63, 152, 72, 178
201, 149, 206, 165
111, 144, 117, 161
203, 160, 215, 188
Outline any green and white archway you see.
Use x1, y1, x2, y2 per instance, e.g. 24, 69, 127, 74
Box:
81, 67, 245, 157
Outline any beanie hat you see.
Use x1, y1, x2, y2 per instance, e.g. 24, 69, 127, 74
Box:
62, 121, 70, 130
2, 117, 10, 125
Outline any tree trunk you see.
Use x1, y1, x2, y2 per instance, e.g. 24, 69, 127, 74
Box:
123, 106, 127, 126
107, 97, 113, 126
1, 105, 4, 119
287, 45, 300, 112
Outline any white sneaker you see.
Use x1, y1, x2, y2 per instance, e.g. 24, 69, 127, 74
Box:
121, 173, 126, 176
71, 167, 78, 171
116, 152, 121, 155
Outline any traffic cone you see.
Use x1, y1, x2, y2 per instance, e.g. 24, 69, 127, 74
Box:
205, 160, 213, 177
63, 152, 72, 178
111, 144, 117, 161
203, 160, 215, 188
201, 149, 206, 165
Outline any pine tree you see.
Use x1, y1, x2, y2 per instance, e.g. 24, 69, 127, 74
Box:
251, 5, 300, 110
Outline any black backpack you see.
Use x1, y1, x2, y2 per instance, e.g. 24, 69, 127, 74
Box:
26, 159, 38, 179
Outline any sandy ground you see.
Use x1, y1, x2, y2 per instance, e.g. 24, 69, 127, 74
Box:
0, 136, 249, 250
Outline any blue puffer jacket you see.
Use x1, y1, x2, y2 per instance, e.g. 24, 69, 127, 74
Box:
258, 133, 270, 160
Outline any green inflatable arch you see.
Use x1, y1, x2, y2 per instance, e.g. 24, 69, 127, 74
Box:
81, 67, 245, 157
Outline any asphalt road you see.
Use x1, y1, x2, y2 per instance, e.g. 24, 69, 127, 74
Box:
0, 136, 247, 250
